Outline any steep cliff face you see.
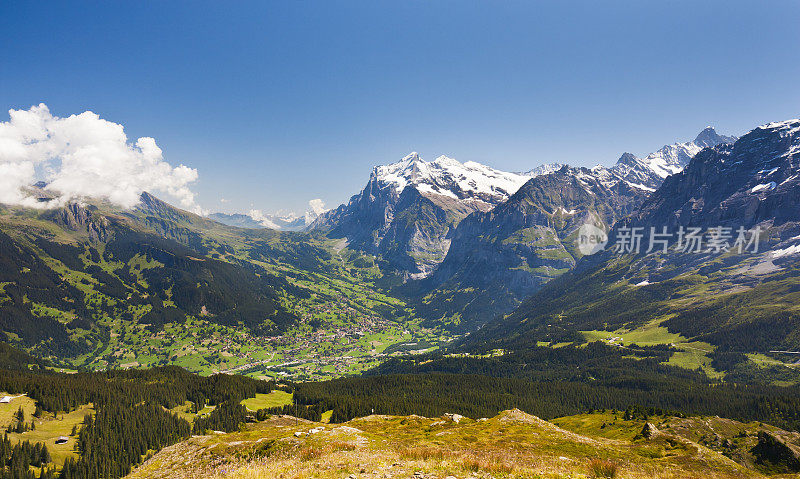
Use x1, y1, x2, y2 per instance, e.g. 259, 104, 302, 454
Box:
435, 167, 648, 292
312, 153, 530, 276
45, 202, 109, 243
371, 187, 478, 275
409, 166, 649, 331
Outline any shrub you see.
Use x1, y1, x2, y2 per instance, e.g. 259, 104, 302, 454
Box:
588, 458, 618, 478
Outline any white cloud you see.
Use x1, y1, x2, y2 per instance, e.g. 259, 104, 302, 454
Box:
248, 209, 280, 229
304, 198, 328, 225
0, 103, 203, 212
0, 161, 39, 207
308, 198, 327, 216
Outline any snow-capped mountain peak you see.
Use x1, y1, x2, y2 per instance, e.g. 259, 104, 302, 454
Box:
609, 127, 738, 191
641, 142, 701, 179
693, 126, 737, 148
521, 162, 568, 177
636, 126, 737, 180
373, 152, 534, 205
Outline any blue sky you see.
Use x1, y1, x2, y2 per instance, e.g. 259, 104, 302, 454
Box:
2, 1, 799, 216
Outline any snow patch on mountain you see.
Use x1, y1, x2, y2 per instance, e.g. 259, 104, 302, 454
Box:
773, 244, 800, 258
521, 163, 567, 177
760, 119, 800, 134
751, 182, 777, 193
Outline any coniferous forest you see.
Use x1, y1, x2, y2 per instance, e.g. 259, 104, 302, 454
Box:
3, 340, 800, 478
0, 349, 274, 479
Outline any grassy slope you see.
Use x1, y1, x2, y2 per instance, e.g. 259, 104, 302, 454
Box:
240, 391, 293, 411
0, 200, 444, 379
553, 411, 800, 476
467, 243, 800, 384
580, 320, 725, 379
128, 410, 756, 479
0, 392, 94, 467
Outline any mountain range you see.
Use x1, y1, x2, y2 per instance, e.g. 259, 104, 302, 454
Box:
8, 118, 800, 384
312, 127, 734, 271
309, 152, 538, 276
467, 119, 800, 358
209, 211, 309, 231
311, 126, 737, 329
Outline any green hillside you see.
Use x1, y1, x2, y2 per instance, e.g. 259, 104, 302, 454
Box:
0, 194, 441, 378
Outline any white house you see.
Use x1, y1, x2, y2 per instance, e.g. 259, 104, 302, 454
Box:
0, 394, 27, 404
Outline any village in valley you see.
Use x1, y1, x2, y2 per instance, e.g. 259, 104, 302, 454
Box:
71, 295, 447, 381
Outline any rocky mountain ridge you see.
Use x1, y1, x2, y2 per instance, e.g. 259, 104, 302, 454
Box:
407, 164, 650, 330
465, 118, 800, 354
397, 128, 736, 329
310, 153, 539, 276
311, 128, 735, 280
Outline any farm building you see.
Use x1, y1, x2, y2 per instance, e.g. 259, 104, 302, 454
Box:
0, 394, 26, 404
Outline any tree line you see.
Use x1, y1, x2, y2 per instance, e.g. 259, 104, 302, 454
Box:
288, 342, 800, 429
0, 365, 273, 479
3, 342, 800, 478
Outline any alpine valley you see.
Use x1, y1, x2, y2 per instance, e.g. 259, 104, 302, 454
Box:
7, 4, 800, 478
6, 119, 800, 479
0, 125, 743, 375
0, 189, 440, 380
312, 126, 738, 331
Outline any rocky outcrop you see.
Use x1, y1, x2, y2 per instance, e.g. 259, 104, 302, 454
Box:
46, 202, 109, 243
638, 422, 661, 439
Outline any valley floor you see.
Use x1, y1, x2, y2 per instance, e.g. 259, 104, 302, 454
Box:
68, 308, 450, 381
